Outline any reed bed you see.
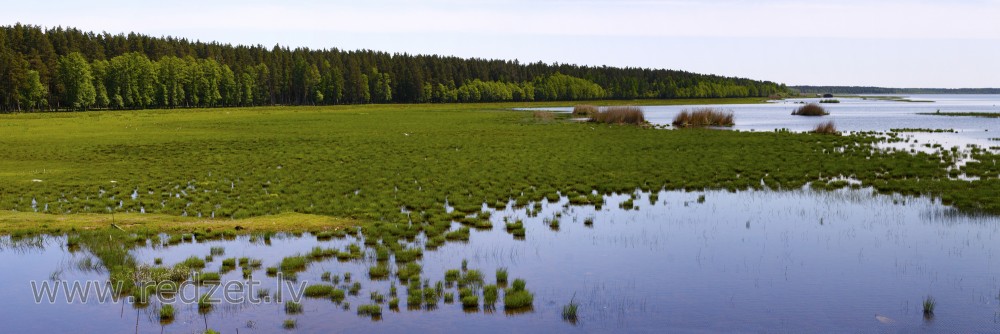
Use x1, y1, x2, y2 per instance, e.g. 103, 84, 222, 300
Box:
812, 121, 839, 135
590, 106, 646, 125
792, 103, 829, 116
672, 108, 734, 127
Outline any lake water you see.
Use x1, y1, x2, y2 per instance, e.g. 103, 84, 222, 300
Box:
2, 188, 999, 333
542, 94, 1000, 149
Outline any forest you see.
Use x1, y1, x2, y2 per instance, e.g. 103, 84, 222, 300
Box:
1, 24, 789, 112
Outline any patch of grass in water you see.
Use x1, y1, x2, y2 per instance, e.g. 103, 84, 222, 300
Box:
303, 284, 334, 298
284, 301, 303, 314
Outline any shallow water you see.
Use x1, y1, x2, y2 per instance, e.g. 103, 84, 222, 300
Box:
2, 189, 999, 333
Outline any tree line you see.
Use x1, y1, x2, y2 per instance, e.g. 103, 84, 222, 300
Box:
1, 24, 790, 112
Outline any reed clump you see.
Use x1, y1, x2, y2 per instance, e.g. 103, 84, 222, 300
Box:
812, 121, 839, 135
590, 106, 646, 125
572, 105, 598, 116
672, 108, 734, 127
792, 103, 829, 116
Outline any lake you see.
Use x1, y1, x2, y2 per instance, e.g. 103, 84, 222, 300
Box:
2, 188, 999, 333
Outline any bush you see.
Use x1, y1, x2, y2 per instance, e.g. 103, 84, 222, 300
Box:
590, 106, 645, 125
792, 103, 829, 116
672, 108, 734, 127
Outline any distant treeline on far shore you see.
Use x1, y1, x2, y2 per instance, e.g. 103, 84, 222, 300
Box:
792, 86, 1000, 95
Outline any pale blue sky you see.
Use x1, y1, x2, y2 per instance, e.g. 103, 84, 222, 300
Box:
3, 0, 999, 87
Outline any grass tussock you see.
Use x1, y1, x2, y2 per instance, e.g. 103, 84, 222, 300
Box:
923, 295, 935, 315
812, 121, 839, 135
590, 106, 646, 125
792, 103, 829, 116
284, 301, 303, 314
303, 284, 334, 298
672, 108, 734, 128
562, 297, 579, 322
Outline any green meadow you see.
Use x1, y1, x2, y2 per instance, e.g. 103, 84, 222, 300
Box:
0, 100, 997, 237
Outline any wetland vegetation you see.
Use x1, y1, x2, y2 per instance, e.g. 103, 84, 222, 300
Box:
0, 98, 998, 332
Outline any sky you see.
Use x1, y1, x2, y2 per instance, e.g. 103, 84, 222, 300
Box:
3, 0, 999, 88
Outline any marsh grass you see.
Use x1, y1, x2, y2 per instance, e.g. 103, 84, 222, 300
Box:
496, 268, 508, 285
284, 301, 303, 314
209, 246, 224, 256
923, 296, 936, 315
813, 121, 839, 135
197, 293, 213, 311
504, 278, 533, 309
179, 256, 205, 270
461, 294, 479, 309
159, 304, 174, 320
280, 255, 308, 272
792, 103, 829, 116
357, 304, 382, 317
368, 264, 390, 279
282, 319, 296, 329
590, 106, 646, 125
330, 289, 346, 302
562, 295, 579, 322
484, 284, 499, 306
303, 284, 334, 298
672, 108, 734, 127
194, 272, 221, 284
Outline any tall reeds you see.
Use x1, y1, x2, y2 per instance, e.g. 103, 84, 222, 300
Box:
812, 121, 839, 135
590, 106, 645, 125
792, 103, 829, 116
672, 108, 734, 128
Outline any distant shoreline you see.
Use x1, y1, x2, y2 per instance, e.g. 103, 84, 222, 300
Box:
791, 86, 1000, 95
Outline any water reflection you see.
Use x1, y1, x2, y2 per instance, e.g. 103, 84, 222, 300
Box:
1, 188, 999, 333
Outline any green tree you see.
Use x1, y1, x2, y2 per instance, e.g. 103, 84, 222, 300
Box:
57, 52, 96, 110
20, 70, 48, 111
